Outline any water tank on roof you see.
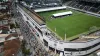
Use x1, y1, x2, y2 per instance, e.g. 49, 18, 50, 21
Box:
97, 52, 100, 56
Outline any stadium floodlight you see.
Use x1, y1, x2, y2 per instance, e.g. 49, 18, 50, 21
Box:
55, 27, 56, 32
54, 43, 57, 55
64, 33, 66, 41
64, 28, 66, 41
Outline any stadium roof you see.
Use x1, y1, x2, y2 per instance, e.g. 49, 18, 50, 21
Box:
35, 6, 66, 12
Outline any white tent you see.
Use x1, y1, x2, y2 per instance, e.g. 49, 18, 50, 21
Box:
52, 11, 72, 18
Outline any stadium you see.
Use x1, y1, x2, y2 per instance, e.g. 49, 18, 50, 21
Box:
38, 9, 100, 40
16, 0, 100, 56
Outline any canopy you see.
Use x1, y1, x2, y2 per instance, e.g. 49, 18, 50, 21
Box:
52, 11, 72, 17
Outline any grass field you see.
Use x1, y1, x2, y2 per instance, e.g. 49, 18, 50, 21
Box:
38, 9, 100, 40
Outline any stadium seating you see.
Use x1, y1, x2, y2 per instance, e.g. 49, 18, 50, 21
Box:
24, 0, 62, 9
67, 1, 100, 14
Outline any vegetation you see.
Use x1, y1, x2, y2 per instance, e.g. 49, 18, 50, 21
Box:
10, 23, 16, 29
10, 22, 20, 29
38, 9, 100, 40
21, 40, 31, 56
15, 22, 20, 28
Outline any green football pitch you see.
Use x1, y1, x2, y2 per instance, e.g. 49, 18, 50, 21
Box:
38, 9, 100, 40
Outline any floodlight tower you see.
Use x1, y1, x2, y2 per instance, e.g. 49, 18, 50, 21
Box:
64, 28, 66, 41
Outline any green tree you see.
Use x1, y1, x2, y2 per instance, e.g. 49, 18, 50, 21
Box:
21, 40, 30, 56
10, 23, 16, 29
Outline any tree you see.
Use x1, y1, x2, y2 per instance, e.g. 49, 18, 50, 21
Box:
15, 22, 20, 28
89, 26, 97, 31
10, 23, 16, 29
21, 40, 31, 56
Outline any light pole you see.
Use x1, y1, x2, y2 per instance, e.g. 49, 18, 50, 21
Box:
55, 27, 56, 32
54, 43, 57, 55
64, 28, 66, 41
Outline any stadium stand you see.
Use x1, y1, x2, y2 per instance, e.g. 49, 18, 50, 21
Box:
34, 6, 66, 12
23, 0, 62, 9
67, 0, 100, 14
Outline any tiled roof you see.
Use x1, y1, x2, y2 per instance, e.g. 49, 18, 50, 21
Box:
4, 38, 20, 56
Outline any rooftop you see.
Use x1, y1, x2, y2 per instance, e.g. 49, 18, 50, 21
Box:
0, 34, 9, 43
4, 38, 20, 56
